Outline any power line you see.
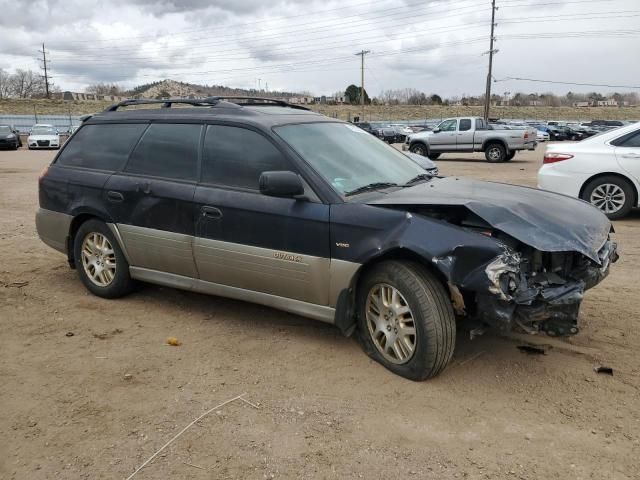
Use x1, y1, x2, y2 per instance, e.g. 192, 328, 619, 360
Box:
496, 77, 640, 90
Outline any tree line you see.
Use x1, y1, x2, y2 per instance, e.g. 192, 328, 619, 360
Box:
0, 68, 56, 99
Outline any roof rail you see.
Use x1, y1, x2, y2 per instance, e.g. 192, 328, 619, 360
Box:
104, 96, 310, 112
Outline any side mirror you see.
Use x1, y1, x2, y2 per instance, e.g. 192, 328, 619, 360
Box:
259, 171, 304, 198
433, 128, 441, 133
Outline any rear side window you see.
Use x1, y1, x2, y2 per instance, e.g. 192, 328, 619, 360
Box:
202, 125, 290, 189
125, 123, 201, 181
612, 130, 640, 147
459, 119, 472, 131
56, 124, 146, 171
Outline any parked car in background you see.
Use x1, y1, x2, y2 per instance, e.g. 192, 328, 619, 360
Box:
35, 97, 617, 380
0, 125, 22, 150
555, 125, 588, 141
353, 122, 375, 134
538, 121, 640, 219
28, 124, 60, 149
376, 127, 399, 144
405, 117, 537, 162
536, 129, 550, 142
537, 125, 567, 141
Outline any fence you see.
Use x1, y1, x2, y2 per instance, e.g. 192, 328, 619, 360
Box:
0, 114, 82, 133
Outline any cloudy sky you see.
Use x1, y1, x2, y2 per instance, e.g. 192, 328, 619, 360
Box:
0, 0, 639, 97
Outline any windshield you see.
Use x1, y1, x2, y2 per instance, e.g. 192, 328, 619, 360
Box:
0, 126, 11, 134
274, 122, 426, 195
32, 126, 56, 135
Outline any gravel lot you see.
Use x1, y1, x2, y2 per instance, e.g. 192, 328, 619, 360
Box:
1, 146, 639, 479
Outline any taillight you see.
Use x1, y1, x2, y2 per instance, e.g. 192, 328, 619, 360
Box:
543, 153, 574, 164
38, 166, 49, 182
524, 132, 529, 139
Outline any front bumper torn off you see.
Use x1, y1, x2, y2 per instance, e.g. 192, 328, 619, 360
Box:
477, 240, 618, 336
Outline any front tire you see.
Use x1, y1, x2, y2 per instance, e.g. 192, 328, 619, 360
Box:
73, 219, 135, 298
427, 153, 441, 160
357, 261, 456, 380
581, 175, 635, 220
485, 143, 506, 162
409, 143, 428, 157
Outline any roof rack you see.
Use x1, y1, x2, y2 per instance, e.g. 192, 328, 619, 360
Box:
104, 96, 310, 112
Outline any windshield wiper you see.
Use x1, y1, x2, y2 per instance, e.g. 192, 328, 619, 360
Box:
402, 173, 434, 187
344, 182, 398, 197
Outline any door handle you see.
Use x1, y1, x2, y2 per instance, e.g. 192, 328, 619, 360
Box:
106, 191, 124, 202
201, 206, 223, 219
621, 153, 640, 158
135, 182, 152, 195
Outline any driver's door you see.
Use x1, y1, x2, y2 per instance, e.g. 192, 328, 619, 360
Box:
193, 124, 331, 305
430, 118, 458, 151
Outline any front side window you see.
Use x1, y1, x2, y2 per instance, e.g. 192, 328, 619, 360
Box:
125, 123, 201, 181
275, 122, 426, 195
0, 126, 11, 134
438, 119, 457, 131
459, 119, 472, 131
57, 124, 147, 171
202, 125, 290, 189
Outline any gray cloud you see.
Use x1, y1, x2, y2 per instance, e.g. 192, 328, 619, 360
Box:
0, 0, 637, 96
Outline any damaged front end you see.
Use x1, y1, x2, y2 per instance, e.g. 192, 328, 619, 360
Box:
476, 239, 618, 336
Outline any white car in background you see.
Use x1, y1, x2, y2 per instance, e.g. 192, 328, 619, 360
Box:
27, 124, 60, 149
538, 122, 640, 219
536, 130, 550, 142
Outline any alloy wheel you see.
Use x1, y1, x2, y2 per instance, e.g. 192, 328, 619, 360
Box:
487, 147, 502, 161
81, 232, 117, 287
590, 183, 626, 214
365, 283, 417, 364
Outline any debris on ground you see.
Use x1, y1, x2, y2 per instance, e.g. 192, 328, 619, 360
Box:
594, 366, 613, 376
166, 337, 181, 346
124, 373, 133, 381
517, 345, 548, 355
65, 332, 74, 337
93, 328, 123, 340
2, 280, 29, 288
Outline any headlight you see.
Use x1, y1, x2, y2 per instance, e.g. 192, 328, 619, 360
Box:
7, 134, 15, 139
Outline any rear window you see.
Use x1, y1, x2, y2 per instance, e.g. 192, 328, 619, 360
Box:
459, 119, 472, 131
612, 130, 640, 147
125, 123, 201, 181
56, 124, 147, 171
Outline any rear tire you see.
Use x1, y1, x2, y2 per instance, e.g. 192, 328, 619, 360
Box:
505, 151, 516, 161
357, 261, 456, 380
73, 219, 135, 298
485, 143, 506, 162
581, 175, 635, 220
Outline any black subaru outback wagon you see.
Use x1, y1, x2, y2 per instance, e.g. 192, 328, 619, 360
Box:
36, 97, 617, 380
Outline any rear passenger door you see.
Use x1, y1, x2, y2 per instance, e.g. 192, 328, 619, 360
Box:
613, 129, 640, 183
50, 123, 146, 218
193, 124, 331, 305
103, 122, 202, 278
455, 118, 474, 151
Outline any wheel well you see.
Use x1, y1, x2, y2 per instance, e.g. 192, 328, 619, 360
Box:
579, 172, 638, 205
409, 140, 428, 152
66, 214, 101, 266
482, 139, 507, 151
351, 248, 450, 301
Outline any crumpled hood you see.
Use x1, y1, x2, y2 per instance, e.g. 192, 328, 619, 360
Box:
367, 177, 611, 263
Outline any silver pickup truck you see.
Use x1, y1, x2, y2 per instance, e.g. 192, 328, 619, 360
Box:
403, 117, 537, 162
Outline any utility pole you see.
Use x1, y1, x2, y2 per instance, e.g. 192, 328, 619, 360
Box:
38, 43, 51, 99
483, 0, 497, 121
355, 50, 370, 120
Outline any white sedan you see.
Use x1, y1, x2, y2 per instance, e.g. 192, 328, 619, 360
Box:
536, 130, 550, 142
27, 124, 60, 149
538, 122, 640, 219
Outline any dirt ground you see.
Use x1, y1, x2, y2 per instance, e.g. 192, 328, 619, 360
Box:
1, 145, 638, 480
